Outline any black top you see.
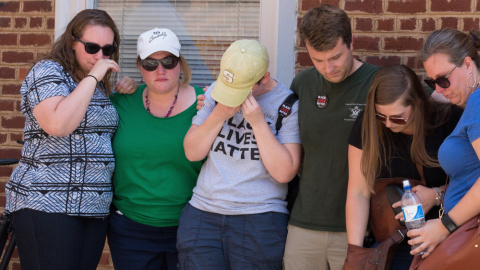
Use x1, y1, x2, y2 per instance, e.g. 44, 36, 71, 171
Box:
348, 104, 463, 220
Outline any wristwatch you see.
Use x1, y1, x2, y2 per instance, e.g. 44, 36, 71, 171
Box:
441, 213, 459, 233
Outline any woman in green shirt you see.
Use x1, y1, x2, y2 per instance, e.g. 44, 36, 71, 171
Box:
108, 28, 203, 270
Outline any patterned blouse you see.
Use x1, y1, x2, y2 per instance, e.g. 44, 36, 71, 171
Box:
6, 60, 118, 217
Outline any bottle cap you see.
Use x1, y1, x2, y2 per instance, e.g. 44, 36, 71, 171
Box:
403, 180, 411, 188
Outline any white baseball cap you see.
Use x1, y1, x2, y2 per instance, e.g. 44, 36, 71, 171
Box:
211, 40, 269, 107
137, 28, 181, 59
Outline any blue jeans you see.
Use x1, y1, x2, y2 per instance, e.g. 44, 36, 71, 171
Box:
389, 244, 414, 270
177, 203, 288, 270
107, 209, 178, 270
11, 208, 108, 270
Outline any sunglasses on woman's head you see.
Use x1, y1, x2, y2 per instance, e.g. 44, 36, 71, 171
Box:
375, 114, 409, 125
74, 37, 117, 56
140, 56, 179, 71
424, 66, 457, 90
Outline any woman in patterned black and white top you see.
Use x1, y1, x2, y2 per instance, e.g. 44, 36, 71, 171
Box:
5, 9, 134, 270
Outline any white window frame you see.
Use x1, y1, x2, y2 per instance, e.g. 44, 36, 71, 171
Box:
55, 0, 296, 86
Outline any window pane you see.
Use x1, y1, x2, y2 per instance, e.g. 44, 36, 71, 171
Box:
95, 0, 260, 87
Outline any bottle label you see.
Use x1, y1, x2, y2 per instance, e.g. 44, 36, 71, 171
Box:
402, 204, 424, 222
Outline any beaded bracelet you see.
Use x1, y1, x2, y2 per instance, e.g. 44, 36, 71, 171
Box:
86, 74, 98, 84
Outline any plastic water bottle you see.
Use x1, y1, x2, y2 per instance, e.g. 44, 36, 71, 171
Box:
401, 180, 426, 255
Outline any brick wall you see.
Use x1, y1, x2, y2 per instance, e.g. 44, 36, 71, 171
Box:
0, 1, 55, 269
296, 0, 480, 76
0, 0, 478, 269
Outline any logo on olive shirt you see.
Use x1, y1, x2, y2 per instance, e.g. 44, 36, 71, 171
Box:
349, 106, 362, 119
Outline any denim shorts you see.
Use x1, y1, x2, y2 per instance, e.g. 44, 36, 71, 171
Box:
177, 203, 288, 270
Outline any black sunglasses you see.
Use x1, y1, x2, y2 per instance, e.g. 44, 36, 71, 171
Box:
74, 37, 117, 56
140, 55, 179, 71
424, 66, 457, 90
375, 114, 409, 125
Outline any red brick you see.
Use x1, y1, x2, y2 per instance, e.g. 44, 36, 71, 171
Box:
0, 100, 15, 111
400, 18, 416, 31
0, 33, 16, 46
297, 51, 313, 67
0, 166, 13, 178
431, 0, 470, 12
354, 36, 380, 51
464, 18, 480, 31
19, 68, 30, 80
355, 18, 373, 31
12, 261, 21, 270
20, 34, 51, 46
15, 101, 21, 111
98, 252, 110, 265
30, 17, 43, 28
345, 0, 382, 14
384, 37, 424, 51
2, 52, 34, 64
440, 17, 458, 29
407, 56, 423, 69
377, 19, 395, 31
421, 18, 436, 32
0, 17, 11, 28
0, 181, 7, 192
302, 0, 339, 11
0, 68, 15, 79
47, 18, 55, 29
365, 56, 401, 67
14, 18, 26, 29
1, 116, 25, 129
0, 148, 22, 160
0, 134, 6, 145
0, 195, 5, 211
0, 2, 20, 12
2, 84, 21, 95
387, 0, 426, 13
10, 133, 24, 143
23, 1, 53, 13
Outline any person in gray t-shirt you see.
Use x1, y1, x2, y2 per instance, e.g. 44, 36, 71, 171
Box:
177, 40, 302, 270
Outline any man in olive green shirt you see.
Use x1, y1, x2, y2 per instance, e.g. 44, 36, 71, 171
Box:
283, 5, 380, 270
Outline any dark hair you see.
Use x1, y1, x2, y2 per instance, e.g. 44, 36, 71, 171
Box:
419, 28, 480, 69
299, 4, 352, 51
361, 65, 446, 193
38, 9, 120, 94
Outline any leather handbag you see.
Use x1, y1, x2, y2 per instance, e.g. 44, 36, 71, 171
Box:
369, 178, 423, 242
409, 215, 480, 269
343, 177, 422, 270
343, 228, 407, 270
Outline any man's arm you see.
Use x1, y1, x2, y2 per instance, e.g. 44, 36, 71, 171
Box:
242, 93, 301, 183
184, 103, 240, 161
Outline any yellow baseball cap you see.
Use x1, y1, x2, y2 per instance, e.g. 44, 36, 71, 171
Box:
211, 40, 269, 107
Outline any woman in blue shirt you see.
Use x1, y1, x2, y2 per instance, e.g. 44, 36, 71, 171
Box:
409, 28, 480, 258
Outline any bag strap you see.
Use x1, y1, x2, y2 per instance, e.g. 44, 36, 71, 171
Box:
368, 228, 408, 266
275, 93, 298, 135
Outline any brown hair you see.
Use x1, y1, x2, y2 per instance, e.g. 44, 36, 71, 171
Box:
361, 65, 447, 193
38, 9, 120, 94
419, 28, 480, 69
299, 4, 352, 51
136, 54, 192, 86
